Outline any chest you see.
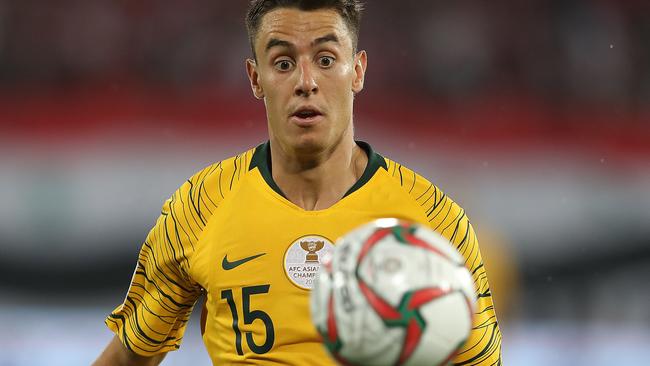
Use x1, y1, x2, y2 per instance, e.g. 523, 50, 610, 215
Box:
194, 179, 423, 292
191, 176, 427, 361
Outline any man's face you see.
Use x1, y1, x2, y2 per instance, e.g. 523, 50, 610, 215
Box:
247, 8, 367, 155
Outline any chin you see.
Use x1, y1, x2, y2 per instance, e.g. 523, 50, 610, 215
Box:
291, 137, 326, 155
287, 131, 333, 154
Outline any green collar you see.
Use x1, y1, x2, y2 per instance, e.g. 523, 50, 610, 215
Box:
249, 141, 388, 199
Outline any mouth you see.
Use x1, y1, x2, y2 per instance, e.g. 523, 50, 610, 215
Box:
290, 106, 324, 126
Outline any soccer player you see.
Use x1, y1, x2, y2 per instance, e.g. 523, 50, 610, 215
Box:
93, 1, 502, 365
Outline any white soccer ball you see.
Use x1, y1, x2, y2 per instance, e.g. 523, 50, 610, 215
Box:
310, 218, 477, 366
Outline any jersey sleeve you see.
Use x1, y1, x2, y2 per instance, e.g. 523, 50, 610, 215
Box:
389, 159, 503, 365
420, 186, 502, 365
105, 168, 216, 356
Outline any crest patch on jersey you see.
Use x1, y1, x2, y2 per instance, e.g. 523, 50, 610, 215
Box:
283, 235, 335, 290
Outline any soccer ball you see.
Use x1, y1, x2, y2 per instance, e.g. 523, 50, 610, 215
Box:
310, 218, 477, 366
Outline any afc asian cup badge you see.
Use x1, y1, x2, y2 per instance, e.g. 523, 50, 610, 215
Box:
284, 235, 334, 290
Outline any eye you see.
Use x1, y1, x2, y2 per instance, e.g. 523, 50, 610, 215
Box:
318, 56, 335, 68
274, 59, 294, 72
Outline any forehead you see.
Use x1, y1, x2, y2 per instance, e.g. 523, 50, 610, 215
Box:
255, 8, 352, 51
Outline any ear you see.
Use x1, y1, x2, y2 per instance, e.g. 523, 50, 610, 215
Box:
246, 58, 264, 99
351, 50, 367, 94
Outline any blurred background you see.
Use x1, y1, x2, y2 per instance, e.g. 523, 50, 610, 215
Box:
1, 0, 649, 365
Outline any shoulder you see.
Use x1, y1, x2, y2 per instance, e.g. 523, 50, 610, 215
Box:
382, 156, 471, 242
187, 147, 256, 199
381, 156, 444, 209
165, 146, 257, 222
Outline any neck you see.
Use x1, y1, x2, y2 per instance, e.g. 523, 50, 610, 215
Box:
270, 137, 368, 211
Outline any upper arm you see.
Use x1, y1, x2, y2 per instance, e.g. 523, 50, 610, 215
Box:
391, 161, 503, 365
100, 157, 248, 358
104, 177, 208, 356
422, 189, 502, 365
93, 336, 167, 366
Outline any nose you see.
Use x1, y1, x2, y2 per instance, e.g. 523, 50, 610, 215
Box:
294, 60, 318, 97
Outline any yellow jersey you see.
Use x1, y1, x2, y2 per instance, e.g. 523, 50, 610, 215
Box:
106, 141, 502, 365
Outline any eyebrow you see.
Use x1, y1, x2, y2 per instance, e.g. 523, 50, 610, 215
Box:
314, 33, 339, 46
265, 38, 292, 52
265, 33, 340, 52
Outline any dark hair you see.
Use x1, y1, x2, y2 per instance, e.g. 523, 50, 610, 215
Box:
246, 0, 364, 58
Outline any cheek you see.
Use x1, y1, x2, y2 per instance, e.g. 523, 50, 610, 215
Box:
335, 62, 354, 82
331, 64, 359, 99
332, 65, 356, 100
261, 76, 286, 108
